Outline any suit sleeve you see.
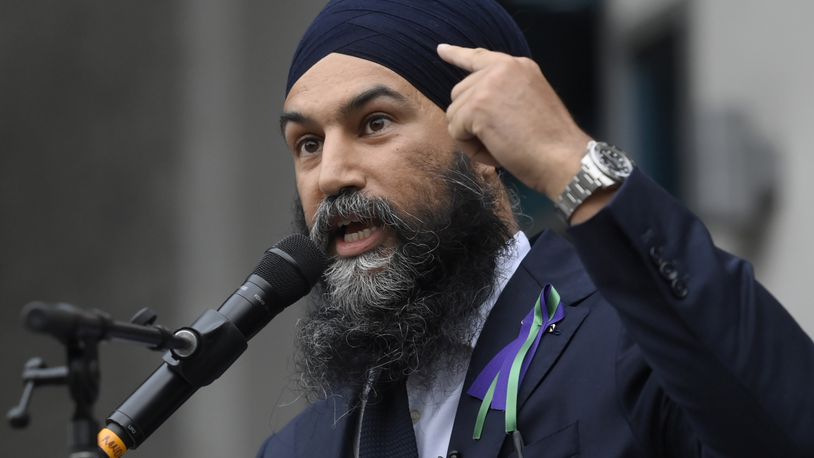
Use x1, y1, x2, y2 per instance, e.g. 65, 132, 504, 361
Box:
567, 168, 814, 457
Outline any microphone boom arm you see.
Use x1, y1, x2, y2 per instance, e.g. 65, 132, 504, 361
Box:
23, 302, 194, 354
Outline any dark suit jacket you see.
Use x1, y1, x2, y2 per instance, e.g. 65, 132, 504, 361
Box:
257, 170, 814, 457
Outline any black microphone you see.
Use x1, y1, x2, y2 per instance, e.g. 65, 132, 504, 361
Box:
98, 234, 326, 457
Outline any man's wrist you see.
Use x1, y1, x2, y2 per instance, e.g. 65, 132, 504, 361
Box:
539, 135, 593, 201
551, 140, 634, 225
568, 187, 617, 225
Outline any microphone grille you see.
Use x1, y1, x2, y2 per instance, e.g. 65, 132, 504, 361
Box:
252, 234, 326, 303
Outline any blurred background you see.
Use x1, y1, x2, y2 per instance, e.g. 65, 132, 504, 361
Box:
1, 0, 812, 456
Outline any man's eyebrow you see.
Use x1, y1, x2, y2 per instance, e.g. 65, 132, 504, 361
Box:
279, 85, 409, 136
279, 111, 312, 136
339, 85, 409, 117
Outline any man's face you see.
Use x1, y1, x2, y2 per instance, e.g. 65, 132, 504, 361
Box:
282, 53, 513, 398
282, 53, 458, 256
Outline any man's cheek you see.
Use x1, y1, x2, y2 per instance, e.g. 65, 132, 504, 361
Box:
302, 201, 320, 231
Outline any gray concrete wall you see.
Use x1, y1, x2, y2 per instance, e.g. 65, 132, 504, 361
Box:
0, 2, 183, 456
1, 1, 324, 456
170, 1, 324, 457
689, 0, 814, 337
604, 0, 814, 336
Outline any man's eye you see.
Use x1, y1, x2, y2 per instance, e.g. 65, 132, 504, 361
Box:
297, 138, 322, 155
363, 115, 392, 135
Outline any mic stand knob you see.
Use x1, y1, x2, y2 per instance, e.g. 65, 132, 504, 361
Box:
7, 357, 69, 428
130, 307, 158, 326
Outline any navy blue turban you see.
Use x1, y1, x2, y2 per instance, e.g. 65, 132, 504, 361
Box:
286, 0, 532, 109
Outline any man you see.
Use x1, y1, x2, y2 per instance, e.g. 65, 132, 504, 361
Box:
258, 1, 814, 457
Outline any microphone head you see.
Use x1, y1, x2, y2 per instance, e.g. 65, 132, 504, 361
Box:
21, 302, 90, 342
253, 234, 327, 305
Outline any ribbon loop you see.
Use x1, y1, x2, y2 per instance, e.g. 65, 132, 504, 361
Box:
468, 284, 564, 439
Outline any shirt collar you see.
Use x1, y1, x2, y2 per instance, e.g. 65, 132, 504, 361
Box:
470, 231, 531, 348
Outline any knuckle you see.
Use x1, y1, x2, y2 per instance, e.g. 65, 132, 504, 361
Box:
450, 83, 464, 99
471, 91, 489, 106
517, 56, 535, 67
470, 118, 485, 137
492, 63, 511, 79
518, 57, 541, 74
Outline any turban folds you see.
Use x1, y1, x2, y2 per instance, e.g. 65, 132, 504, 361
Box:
286, 0, 532, 109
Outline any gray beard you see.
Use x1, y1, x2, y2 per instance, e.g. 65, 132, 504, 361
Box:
293, 154, 513, 401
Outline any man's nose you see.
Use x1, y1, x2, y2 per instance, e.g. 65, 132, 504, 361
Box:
317, 134, 365, 196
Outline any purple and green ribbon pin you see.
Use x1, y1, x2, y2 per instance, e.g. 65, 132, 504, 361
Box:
467, 284, 564, 439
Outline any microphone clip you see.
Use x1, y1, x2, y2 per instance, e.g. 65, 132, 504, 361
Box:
162, 309, 249, 387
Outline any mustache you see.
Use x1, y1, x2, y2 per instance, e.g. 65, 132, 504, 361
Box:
308, 190, 416, 252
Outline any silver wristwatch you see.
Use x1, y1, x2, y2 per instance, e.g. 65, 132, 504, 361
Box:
554, 141, 635, 222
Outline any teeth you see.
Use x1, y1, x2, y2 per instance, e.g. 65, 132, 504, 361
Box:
343, 226, 377, 243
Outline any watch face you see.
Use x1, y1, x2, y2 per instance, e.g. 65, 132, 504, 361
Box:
591, 143, 634, 180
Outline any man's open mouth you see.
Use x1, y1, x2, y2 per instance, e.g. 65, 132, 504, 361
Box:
331, 217, 387, 257
337, 219, 380, 242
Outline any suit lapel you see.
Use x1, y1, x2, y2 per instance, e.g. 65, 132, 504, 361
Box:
447, 231, 596, 457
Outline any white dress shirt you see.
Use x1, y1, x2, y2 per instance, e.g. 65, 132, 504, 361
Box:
406, 232, 531, 458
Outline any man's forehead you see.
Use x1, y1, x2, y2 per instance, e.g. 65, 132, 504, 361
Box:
284, 53, 429, 112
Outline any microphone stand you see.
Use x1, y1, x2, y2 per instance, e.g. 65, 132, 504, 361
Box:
7, 303, 193, 458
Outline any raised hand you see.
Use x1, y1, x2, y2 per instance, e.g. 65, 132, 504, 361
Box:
437, 43, 591, 202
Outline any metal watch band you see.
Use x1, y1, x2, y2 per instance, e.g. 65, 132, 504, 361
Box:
554, 163, 602, 221
554, 141, 633, 222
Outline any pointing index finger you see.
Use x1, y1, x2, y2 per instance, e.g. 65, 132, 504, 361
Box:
437, 43, 494, 73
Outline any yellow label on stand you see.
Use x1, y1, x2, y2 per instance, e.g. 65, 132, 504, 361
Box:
98, 428, 128, 458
